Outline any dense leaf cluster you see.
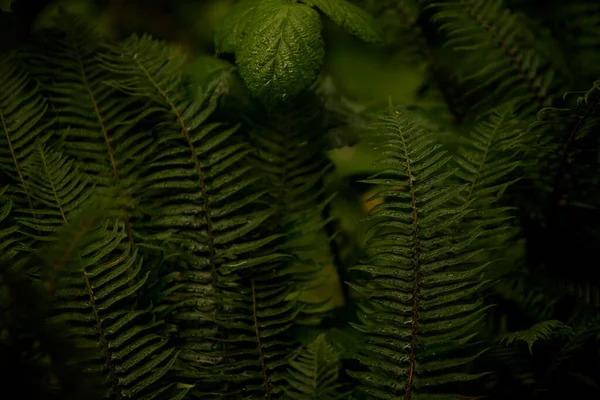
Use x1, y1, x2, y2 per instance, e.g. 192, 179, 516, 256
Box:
1, 0, 599, 399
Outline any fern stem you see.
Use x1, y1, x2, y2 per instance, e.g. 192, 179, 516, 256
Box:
132, 56, 236, 392
81, 259, 119, 398
74, 50, 136, 251
320, 194, 348, 306
251, 278, 272, 397
38, 144, 67, 222
134, 59, 219, 287
77, 54, 119, 184
0, 108, 36, 217
398, 115, 422, 400
45, 212, 96, 294
134, 65, 218, 246
466, 111, 505, 202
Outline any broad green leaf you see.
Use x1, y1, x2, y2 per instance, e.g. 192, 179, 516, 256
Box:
237, 0, 325, 105
214, 0, 259, 54
300, 0, 383, 44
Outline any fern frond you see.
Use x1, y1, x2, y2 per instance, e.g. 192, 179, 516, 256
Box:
28, 13, 156, 189
99, 34, 301, 397
456, 104, 523, 208
491, 268, 559, 322
0, 54, 54, 212
498, 320, 574, 354
427, 0, 560, 115
9, 143, 95, 243
247, 95, 341, 311
41, 199, 180, 399
357, 0, 422, 62
348, 111, 490, 399
553, 315, 600, 368
26, 12, 164, 259
0, 187, 25, 262
285, 333, 350, 399
454, 104, 523, 248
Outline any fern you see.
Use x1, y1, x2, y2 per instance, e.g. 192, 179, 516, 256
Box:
347, 111, 490, 399
9, 143, 94, 244
0, 54, 54, 213
363, 0, 472, 123
6, 163, 185, 399
498, 320, 574, 354
453, 104, 523, 251
247, 94, 340, 314
552, 316, 600, 369
0, 187, 24, 262
456, 104, 523, 208
42, 206, 184, 399
477, 343, 537, 397
1, 3, 599, 399
99, 34, 304, 398
27, 13, 156, 189
285, 333, 350, 399
24, 12, 165, 264
427, 0, 561, 115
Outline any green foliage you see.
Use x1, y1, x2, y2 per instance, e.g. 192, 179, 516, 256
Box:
453, 104, 524, 251
246, 94, 338, 311
300, 0, 383, 44
10, 143, 95, 250
214, 0, 380, 106
1, 1, 599, 400
426, 0, 563, 116
456, 104, 523, 208
285, 333, 350, 399
0, 55, 54, 211
27, 13, 156, 190
238, 0, 324, 107
42, 211, 180, 399
214, 0, 258, 55
347, 112, 491, 399
98, 32, 308, 398
0, 186, 23, 262
498, 320, 574, 354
